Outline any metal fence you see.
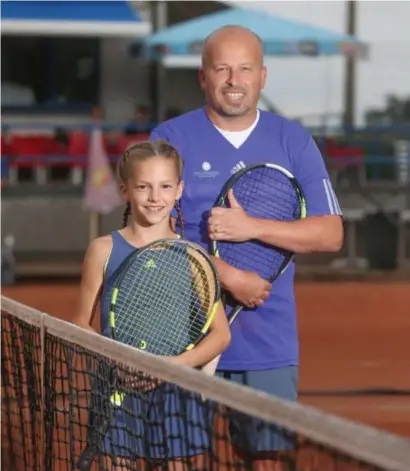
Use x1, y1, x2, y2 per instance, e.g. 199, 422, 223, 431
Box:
1, 123, 410, 278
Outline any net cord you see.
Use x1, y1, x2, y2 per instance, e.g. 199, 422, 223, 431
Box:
2, 295, 410, 471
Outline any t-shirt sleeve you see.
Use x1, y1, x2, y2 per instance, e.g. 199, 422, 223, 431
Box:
294, 135, 342, 217
149, 127, 167, 142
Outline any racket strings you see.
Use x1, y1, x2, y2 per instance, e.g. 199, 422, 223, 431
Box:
219, 167, 302, 279
234, 167, 301, 221
113, 243, 217, 355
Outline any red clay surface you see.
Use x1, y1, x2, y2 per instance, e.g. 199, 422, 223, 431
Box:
2, 281, 410, 470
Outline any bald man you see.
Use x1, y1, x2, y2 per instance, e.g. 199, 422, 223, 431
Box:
150, 25, 343, 469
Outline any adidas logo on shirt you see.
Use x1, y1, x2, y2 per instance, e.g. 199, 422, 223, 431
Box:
231, 161, 246, 174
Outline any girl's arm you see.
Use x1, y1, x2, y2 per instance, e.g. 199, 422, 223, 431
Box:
172, 301, 231, 368
71, 236, 112, 332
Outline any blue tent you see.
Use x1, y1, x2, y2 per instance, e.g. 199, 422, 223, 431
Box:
143, 7, 368, 60
1, 1, 150, 37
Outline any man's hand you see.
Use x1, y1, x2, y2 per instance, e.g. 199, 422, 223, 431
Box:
226, 269, 271, 309
208, 190, 255, 242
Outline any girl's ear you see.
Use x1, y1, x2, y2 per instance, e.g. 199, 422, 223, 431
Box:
119, 183, 128, 202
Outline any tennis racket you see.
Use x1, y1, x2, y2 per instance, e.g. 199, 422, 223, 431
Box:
205, 163, 306, 375
77, 238, 221, 470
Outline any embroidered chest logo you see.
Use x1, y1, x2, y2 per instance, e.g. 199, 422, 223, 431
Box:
194, 161, 220, 179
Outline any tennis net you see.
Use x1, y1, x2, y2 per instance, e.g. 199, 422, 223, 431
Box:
2, 295, 410, 471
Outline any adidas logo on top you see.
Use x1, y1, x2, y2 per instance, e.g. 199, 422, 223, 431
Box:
231, 161, 246, 174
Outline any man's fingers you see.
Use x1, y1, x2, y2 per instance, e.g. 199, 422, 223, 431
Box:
209, 207, 226, 217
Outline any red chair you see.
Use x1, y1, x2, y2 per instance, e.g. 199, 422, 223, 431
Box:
67, 132, 89, 167
9, 136, 50, 167
324, 138, 364, 169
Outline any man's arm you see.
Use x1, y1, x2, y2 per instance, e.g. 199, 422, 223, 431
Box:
209, 133, 344, 255
251, 215, 343, 253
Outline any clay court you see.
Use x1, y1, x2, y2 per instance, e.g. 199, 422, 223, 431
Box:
3, 280, 410, 438
2, 280, 410, 471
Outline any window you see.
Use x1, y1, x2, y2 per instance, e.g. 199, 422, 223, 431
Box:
1, 36, 99, 109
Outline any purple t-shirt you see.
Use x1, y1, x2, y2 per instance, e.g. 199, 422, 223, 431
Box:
150, 107, 342, 371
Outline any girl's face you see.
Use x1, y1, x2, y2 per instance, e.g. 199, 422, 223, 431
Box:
121, 156, 183, 227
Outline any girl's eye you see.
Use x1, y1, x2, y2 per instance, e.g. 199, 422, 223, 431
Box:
163, 184, 172, 189
136, 185, 147, 190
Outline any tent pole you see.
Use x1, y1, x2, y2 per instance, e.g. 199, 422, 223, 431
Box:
149, 1, 168, 123
343, 0, 357, 128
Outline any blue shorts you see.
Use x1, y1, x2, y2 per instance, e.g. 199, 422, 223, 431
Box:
99, 384, 211, 460
216, 366, 298, 453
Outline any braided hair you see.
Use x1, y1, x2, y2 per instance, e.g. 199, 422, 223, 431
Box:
118, 140, 184, 236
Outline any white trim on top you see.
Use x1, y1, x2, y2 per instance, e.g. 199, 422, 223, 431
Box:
1, 19, 151, 37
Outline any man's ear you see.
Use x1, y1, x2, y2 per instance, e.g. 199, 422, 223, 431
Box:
198, 68, 206, 92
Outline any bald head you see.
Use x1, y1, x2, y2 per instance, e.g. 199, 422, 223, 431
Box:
198, 25, 267, 129
201, 25, 264, 68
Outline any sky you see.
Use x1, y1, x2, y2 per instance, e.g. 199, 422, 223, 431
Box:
229, 1, 410, 126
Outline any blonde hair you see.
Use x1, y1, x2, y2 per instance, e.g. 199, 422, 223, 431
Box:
117, 140, 185, 235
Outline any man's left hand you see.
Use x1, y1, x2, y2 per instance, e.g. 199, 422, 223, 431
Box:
208, 189, 255, 242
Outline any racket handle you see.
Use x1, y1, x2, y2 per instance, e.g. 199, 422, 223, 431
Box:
76, 409, 111, 469
76, 445, 100, 471
201, 355, 221, 402
202, 354, 221, 377
228, 306, 243, 326
201, 303, 243, 378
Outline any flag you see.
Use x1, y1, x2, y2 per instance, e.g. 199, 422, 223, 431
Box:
83, 127, 122, 215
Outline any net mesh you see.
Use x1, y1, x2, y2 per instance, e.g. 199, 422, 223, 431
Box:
2, 295, 410, 471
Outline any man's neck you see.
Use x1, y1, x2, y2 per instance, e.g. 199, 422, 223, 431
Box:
205, 106, 258, 132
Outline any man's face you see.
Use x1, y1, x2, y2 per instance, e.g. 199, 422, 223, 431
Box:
199, 33, 266, 119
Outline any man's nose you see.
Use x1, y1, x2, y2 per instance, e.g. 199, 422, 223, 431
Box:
226, 68, 240, 87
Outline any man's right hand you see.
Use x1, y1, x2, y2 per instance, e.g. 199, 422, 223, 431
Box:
226, 269, 271, 308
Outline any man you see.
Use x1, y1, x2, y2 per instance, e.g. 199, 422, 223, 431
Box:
150, 25, 343, 470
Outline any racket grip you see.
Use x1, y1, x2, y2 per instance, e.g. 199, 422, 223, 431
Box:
76, 445, 100, 471
202, 354, 221, 377
76, 415, 110, 470
201, 355, 221, 402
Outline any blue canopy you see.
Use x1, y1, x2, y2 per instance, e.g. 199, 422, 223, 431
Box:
1, 1, 150, 37
143, 7, 367, 59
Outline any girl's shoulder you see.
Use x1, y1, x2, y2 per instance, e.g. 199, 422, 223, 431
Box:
84, 234, 114, 268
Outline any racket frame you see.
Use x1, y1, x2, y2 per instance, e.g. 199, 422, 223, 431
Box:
109, 238, 221, 352
210, 162, 307, 325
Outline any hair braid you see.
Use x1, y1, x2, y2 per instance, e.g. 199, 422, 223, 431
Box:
122, 202, 131, 228
174, 200, 185, 238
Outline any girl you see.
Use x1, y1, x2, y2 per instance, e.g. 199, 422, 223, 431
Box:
73, 140, 230, 470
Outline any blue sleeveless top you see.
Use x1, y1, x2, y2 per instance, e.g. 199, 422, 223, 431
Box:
100, 231, 136, 337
